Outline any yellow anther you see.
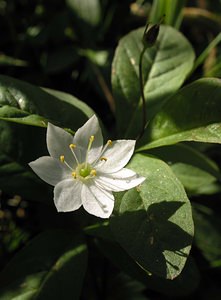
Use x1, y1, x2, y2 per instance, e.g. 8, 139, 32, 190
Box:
107, 139, 112, 146
69, 143, 76, 149
60, 155, 65, 163
72, 171, 77, 178
90, 135, 95, 142
90, 169, 97, 176
100, 157, 107, 161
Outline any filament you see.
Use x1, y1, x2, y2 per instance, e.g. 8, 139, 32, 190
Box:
69, 143, 80, 164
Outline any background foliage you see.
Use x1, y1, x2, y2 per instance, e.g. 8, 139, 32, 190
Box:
1, 0, 221, 299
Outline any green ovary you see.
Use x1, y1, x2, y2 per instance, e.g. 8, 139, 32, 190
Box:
77, 163, 92, 178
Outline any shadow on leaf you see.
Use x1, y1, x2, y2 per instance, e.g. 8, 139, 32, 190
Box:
110, 201, 193, 279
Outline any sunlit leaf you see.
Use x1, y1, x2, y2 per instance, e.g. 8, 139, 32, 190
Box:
112, 25, 194, 138
139, 78, 221, 150
0, 75, 94, 129
110, 154, 194, 279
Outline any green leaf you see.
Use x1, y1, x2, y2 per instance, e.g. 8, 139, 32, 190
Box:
145, 144, 221, 195
85, 220, 198, 296
112, 25, 194, 138
0, 54, 28, 67
0, 120, 50, 201
66, 0, 101, 26
205, 57, 221, 77
110, 154, 194, 279
0, 75, 95, 199
193, 203, 221, 266
107, 273, 147, 300
144, 144, 221, 179
0, 230, 88, 300
139, 78, 221, 150
0, 154, 51, 202
171, 163, 220, 195
0, 74, 94, 129
150, 0, 186, 29
192, 32, 221, 73
94, 226, 199, 297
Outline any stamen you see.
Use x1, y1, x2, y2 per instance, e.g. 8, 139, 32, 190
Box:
90, 169, 97, 176
59, 155, 73, 171
69, 143, 79, 164
69, 143, 76, 149
85, 135, 95, 165
60, 155, 65, 162
100, 157, 107, 161
94, 139, 113, 165
90, 135, 95, 143
102, 140, 112, 154
72, 171, 77, 178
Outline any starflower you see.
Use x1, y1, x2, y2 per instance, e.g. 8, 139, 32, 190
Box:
29, 115, 145, 218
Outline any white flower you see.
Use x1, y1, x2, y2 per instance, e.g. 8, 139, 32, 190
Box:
29, 115, 145, 218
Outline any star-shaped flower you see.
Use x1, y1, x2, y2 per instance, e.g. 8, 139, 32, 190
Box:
29, 115, 145, 218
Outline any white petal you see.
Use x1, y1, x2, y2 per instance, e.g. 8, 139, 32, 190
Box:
54, 179, 83, 212
73, 115, 103, 163
95, 140, 136, 173
29, 156, 70, 186
47, 123, 76, 167
81, 183, 114, 218
96, 168, 146, 192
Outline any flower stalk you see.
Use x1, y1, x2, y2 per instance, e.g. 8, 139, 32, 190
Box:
137, 17, 164, 140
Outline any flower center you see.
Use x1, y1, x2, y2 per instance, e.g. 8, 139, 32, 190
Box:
78, 163, 92, 178
59, 135, 112, 181
60, 135, 97, 181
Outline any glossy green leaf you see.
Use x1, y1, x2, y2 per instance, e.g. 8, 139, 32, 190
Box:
110, 154, 194, 279
144, 144, 221, 179
0, 75, 95, 199
139, 78, 221, 150
0, 74, 94, 129
171, 163, 220, 195
112, 25, 194, 138
0, 230, 88, 300
144, 144, 221, 195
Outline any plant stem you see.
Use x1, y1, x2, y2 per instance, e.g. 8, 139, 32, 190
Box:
91, 63, 116, 113
137, 46, 147, 140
